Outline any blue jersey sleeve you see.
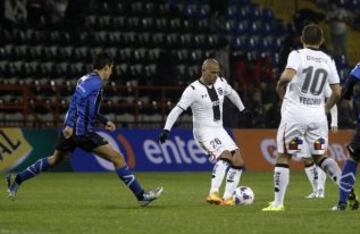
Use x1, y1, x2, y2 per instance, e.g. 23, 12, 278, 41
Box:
65, 95, 77, 128
343, 64, 360, 100
350, 63, 360, 80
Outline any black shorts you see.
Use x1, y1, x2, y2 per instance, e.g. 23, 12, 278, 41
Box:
55, 132, 108, 152
347, 126, 360, 160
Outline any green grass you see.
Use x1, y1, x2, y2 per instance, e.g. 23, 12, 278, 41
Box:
1, 172, 360, 234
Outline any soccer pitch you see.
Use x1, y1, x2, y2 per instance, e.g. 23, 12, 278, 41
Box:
1, 172, 360, 234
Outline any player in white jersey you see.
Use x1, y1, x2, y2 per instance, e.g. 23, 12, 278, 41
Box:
158, 59, 249, 206
262, 24, 342, 211
295, 84, 338, 199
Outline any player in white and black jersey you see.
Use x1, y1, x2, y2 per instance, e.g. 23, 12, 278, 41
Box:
262, 24, 343, 211
158, 59, 249, 206
294, 84, 338, 199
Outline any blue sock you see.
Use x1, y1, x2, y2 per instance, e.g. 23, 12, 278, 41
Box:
116, 166, 144, 200
15, 158, 50, 185
339, 160, 358, 204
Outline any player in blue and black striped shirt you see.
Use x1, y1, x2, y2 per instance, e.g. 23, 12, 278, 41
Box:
6, 52, 163, 206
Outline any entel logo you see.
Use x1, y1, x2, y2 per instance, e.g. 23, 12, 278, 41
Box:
92, 132, 208, 171
260, 138, 348, 165
143, 136, 208, 164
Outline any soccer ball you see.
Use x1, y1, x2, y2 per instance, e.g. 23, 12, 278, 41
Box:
233, 186, 255, 205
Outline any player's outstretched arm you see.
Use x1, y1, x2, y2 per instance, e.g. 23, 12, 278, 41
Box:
158, 106, 184, 143
227, 89, 245, 112
65, 95, 77, 128
330, 104, 338, 132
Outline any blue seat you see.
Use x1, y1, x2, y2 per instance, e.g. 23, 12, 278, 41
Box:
259, 38, 271, 52
225, 5, 237, 20
237, 7, 249, 20
247, 36, 259, 50
248, 5, 261, 21
225, 20, 236, 32
183, 4, 197, 17
263, 36, 275, 51
262, 8, 274, 22
196, 4, 210, 19
249, 21, 262, 35
335, 54, 348, 70
235, 21, 249, 35
274, 37, 284, 51
261, 22, 272, 35
273, 21, 286, 36
232, 36, 247, 50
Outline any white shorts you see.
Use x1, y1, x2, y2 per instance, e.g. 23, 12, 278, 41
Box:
193, 127, 238, 162
276, 114, 328, 156
293, 141, 311, 159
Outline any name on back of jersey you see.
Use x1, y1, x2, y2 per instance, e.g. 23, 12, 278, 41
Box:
299, 96, 322, 105
306, 55, 328, 64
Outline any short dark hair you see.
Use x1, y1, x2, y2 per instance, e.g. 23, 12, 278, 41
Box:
301, 24, 323, 45
93, 52, 113, 70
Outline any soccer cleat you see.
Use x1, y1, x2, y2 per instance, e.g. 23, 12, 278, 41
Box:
262, 203, 285, 211
221, 197, 235, 206
348, 188, 359, 210
138, 186, 163, 207
317, 189, 325, 198
331, 203, 347, 211
305, 191, 318, 199
206, 192, 222, 205
6, 174, 19, 199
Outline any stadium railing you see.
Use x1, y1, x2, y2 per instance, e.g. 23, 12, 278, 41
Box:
0, 84, 191, 128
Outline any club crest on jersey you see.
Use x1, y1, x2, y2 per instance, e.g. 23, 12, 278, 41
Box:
217, 87, 223, 96
288, 137, 303, 150
314, 138, 325, 150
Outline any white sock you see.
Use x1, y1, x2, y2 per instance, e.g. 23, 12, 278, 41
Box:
209, 160, 229, 194
304, 164, 318, 193
317, 166, 327, 192
274, 166, 289, 207
223, 167, 243, 199
319, 157, 341, 186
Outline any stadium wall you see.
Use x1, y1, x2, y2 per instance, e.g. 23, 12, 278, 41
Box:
0, 128, 353, 173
